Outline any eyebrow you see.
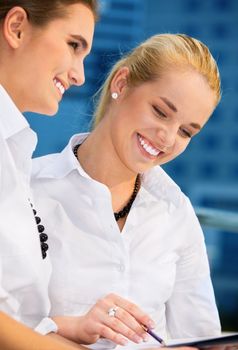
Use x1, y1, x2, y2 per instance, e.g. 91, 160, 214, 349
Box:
160, 96, 178, 113
160, 97, 202, 130
71, 34, 89, 50
190, 123, 201, 130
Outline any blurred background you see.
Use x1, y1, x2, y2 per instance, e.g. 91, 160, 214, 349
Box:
26, 0, 238, 332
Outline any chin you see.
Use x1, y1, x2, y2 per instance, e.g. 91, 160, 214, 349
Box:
45, 109, 58, 116
37, 103, 59, 116
127, 163, 151, 175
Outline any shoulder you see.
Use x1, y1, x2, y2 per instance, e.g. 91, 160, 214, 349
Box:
142, 166, 204, 249
142, 166, 201, 237
142, 165, 187, 208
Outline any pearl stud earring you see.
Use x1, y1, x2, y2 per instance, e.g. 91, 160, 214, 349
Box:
111, 92, 118, 100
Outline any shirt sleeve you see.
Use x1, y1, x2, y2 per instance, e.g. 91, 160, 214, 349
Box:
34, 317, 58, 335
0, 258, 20, 316
166, 197, 221, 339
0, 265, 57, 335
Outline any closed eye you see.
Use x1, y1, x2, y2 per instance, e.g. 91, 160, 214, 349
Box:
179, 128, 192, 138
152, 105, 167, 119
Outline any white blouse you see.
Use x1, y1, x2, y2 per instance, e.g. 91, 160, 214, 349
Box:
32, 133, 221, 348
0, 85, 56, 334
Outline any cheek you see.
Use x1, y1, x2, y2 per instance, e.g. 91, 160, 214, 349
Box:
174, 139, 190, 158
37, 41, 71, 70
161, 139, 190, 165
111, 109, 131, 136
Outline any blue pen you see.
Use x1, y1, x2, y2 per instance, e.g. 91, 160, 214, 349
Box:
142, 325, 166, 346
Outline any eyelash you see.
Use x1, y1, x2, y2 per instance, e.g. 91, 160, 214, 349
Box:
179, 128, 192, 138
152, 105, 167, 119
153, 105, 192, 138
68, 41, 82, 52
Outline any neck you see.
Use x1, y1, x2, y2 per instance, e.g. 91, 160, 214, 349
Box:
0, 52, 27, 113
75, 123, 141, 228
78, 123, 137, 189
0, 73, 24, 112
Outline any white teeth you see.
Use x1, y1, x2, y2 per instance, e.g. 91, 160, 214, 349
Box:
138, 135, 160, 157
54, 78, 65, 95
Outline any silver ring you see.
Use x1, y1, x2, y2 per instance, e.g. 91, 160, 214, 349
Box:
108, 306, 118, 317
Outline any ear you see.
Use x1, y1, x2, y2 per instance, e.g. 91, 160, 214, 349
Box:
110, 66, 130, 97
2, 6, 29, 49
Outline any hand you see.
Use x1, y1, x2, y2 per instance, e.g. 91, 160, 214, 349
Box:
78, 293, 155, 345
145, 348, 198, 350
54, 293, 155, 346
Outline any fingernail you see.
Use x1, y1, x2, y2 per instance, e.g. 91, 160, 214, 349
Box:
121, 338, 128, 346
133, 335, 143, 343
147, 320, 155, 328
142, 333, 149, 342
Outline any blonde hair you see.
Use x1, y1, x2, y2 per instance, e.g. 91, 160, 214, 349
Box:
93, 33, 221, 127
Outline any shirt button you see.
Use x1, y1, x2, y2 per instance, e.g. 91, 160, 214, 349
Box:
118, 263, 125, 272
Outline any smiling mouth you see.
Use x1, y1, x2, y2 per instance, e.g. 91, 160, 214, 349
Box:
137, 133, 161, 157
53, 78, 66, 96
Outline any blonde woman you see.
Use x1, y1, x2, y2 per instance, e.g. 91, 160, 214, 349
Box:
32, 34, 221, 348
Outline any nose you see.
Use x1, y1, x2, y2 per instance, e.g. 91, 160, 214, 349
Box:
68, 60, 85, 87
157, 125, 177, 151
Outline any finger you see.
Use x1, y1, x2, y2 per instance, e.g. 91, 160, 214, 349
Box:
98, 324, 129, 346
100, 295, 147, 338
111, 306, 149, 341
104, 312, 144, 344
146, 348, 198, 350
86, 299, 143, 343
109, 293, 155, 329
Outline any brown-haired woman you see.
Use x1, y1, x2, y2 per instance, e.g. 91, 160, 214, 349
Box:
0, 1, 96, 349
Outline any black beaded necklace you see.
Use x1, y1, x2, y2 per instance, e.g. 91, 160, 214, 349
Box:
114, 174, 140, 221
29, 200, 49, 259
73, 144, 140, 221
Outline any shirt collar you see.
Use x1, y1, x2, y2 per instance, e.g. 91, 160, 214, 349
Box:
34, 132, 182, 208
0, 85, 29, 139
33, 133, 90, 179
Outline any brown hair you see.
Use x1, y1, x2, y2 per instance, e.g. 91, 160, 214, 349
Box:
0, 0, 98, 25
93, 33, 221, 127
